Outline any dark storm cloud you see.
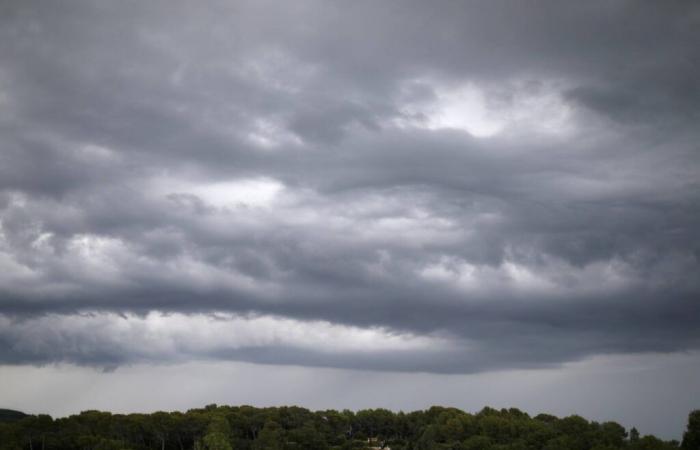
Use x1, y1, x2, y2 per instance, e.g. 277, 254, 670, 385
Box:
0, 0, 699, 373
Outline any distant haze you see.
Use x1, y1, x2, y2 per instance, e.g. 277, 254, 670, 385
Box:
0, 0, 699, 440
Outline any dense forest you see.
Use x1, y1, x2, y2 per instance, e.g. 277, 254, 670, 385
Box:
1, 405, 698, 450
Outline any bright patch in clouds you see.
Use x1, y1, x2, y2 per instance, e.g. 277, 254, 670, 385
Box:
247, 119, 302, 149
0, 312, 446, 364
397, 79, 573, 137
157, 177, 284, 208
426, 84, 504, 137
419, 256, 634, 298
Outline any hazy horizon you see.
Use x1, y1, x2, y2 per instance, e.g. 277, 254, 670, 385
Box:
3, 351, 700, 440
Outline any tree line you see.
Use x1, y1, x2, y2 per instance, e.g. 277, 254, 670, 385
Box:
0, 405, 698, 450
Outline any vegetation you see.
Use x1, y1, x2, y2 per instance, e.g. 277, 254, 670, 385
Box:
0, 410, 27, 423
0, 405, 696, 450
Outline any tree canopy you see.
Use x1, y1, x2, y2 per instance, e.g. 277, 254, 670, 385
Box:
0, 405, 695, 450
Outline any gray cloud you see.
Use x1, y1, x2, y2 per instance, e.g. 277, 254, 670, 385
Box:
0, 0, 699, 374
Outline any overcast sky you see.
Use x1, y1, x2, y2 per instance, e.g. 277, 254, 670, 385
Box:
0, 0, 699, 440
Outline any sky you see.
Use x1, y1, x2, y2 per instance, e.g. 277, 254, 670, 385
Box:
0, 0, 699, 440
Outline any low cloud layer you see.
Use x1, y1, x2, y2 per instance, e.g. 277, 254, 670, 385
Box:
0, 0, 699, 373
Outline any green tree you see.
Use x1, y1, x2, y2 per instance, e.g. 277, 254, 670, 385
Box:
254, 420, 282, 450
19, 414, 53, 450
288, 423, 328, 450
631, 427, 641, 443
682, 410, 700, 450
197, 415, 233, 450
596, 421, 627, 448
463, 435, 492, 450
149, 411, 174, 450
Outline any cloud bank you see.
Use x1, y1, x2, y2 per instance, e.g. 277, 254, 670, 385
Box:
0, 0, 699, 373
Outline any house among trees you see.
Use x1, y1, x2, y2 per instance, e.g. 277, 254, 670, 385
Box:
367, 436, 390, 450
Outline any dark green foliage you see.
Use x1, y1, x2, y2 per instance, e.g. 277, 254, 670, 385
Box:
0, 410, 28, 423
0, 405, 693, 450
681, 410, 700, 450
